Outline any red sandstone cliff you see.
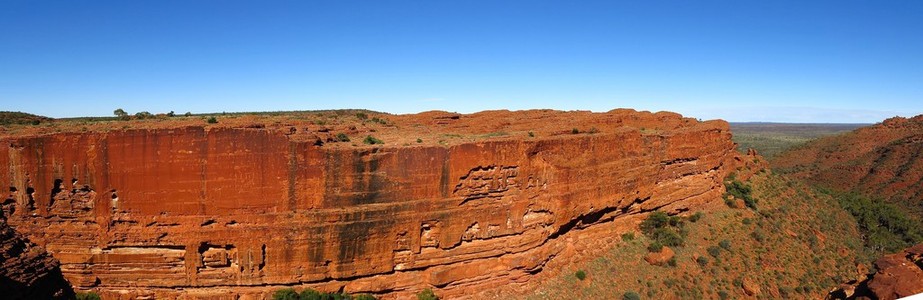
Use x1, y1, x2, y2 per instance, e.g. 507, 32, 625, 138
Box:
829, 244, 923, 300
0, 109, 751, 299
0, 217, 74, 299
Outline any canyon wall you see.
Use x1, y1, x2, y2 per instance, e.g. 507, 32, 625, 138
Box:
0, 217, 74, 299
0, 110, 748, 299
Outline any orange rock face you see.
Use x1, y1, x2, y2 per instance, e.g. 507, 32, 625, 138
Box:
829, 244, 923, 300
0, 109, 748, 298
0, 218, 73, 299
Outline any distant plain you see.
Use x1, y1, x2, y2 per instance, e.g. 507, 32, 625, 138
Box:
730, 123, 868, 159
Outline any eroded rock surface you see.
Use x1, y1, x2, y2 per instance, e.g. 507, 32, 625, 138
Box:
0, 217, 74, 299
828, 244, 923, 300
0, 109, 752, 298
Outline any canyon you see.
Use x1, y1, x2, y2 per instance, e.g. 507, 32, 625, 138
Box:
774, 115, 923, 210
0, 109, 758, 299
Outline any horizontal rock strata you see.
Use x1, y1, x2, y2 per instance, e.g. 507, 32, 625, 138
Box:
0, 110, 749, 298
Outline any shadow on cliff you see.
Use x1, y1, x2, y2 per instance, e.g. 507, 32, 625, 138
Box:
0, 217, 76, 300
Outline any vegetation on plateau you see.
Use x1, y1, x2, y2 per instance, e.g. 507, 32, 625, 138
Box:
0, 111, 49, 125
729, 123, 864, 158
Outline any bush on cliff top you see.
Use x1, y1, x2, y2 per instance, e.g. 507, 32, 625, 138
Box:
363, 135, 384, 145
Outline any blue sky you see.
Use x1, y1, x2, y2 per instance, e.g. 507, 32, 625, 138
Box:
1, 1, 921, 123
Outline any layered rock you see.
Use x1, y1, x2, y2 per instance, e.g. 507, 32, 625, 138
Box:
0, 109, 748, 298
0, 217, 74, 299
828, 244, 923, 300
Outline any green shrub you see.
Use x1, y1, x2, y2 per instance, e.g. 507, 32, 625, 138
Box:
647, 241, 664, 252
76, 292, 101, 300
696, 256, 709, 267
575, 270, 587, 280
363, 135, 384, 145
623, 291, 641, 300
751, 230, 765, 242
820, 189, 923, 253
667, 256, 677, 267
571, 128, 580, 134
270, 288, 375, 300
417, 288, 438, 300
641, 211, 670, 233
651, 227, 683, 247
719, 239, 731, 250
641, 211, 686, 247
206, 116, 218, 124
528, 131, 535, 137
356, 112, 368, 120
416, 138, 423, 143
707, 245, 721, 258
718, 290, 729, 300
272, 288, 300, 300
689, 211, 704, 222
621, 232, 635, 241
725, 179, 757, 209
299, 289, 322, 300
724, 196, 738, 208
335, 133, 350, 142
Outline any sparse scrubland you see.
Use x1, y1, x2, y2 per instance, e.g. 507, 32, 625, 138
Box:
522, 172, 868, 299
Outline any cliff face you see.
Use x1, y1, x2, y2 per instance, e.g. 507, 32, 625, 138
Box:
773, 115, 923, 208
0, 110, 747, 298
0, 217, 74, 299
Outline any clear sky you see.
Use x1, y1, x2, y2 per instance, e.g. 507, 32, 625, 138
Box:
1, 1, 921, 123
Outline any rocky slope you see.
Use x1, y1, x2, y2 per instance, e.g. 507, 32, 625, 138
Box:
0, 217, 74, 299
773, 115, 923, 211
829, 244, 923, 300
514, 172, 869, 300
0, 109, 756, 298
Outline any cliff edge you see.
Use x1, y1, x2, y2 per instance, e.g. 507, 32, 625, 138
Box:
0, 109, 754, 298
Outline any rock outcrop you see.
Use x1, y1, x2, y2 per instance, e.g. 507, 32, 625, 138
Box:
0, 109, 751, 298
828, 244, 923, 300
0, 217, 74, 299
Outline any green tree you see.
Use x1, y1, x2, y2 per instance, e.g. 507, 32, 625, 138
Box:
113, 108, 128, 120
